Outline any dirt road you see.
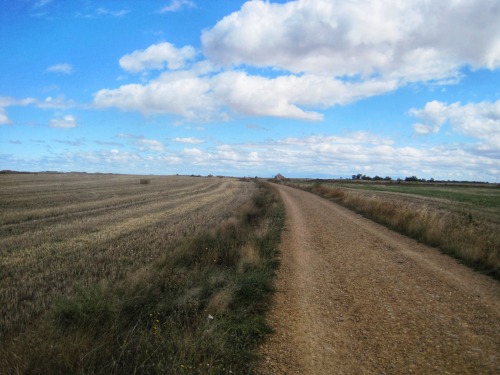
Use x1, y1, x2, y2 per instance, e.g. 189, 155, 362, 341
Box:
260, 184, 500, 374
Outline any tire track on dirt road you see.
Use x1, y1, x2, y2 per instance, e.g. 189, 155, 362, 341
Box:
260, 184, 500, 374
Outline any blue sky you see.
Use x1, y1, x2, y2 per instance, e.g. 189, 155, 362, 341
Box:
1, 0, 499, 181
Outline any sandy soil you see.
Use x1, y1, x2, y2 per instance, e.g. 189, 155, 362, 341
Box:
259, 184, 500, 374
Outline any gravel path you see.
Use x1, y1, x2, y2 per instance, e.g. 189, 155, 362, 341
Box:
259, 184, 500, 374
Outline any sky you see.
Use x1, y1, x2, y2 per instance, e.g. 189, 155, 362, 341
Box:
1, 0, 500, 181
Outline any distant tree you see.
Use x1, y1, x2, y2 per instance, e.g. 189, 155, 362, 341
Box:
384, 176, 392, 181
373, 175, 383, 181
405, 176, 419, 182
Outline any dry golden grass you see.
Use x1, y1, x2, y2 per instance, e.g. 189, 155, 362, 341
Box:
0, 173, 255, 341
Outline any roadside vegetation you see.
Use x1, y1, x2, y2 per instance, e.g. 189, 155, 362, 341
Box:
284, 179, 500, 279
0, 173, 284, 374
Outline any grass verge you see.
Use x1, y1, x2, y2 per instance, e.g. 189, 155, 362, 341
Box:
298, 183, 500, 279
0, 182, 285, 375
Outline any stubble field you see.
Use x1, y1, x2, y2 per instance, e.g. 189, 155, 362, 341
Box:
0, 173, 255, 341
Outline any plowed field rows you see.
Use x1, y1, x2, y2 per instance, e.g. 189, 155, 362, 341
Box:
0, 174, 255, 339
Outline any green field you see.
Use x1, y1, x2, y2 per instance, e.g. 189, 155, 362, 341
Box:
337, 182, 500, 210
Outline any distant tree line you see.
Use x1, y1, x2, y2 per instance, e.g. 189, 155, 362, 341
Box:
350, 174, 490, 184
351, 173, 393, 181
351, 174, 433, 182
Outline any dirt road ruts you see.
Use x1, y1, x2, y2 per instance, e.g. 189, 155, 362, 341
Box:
260, 184, 500, 374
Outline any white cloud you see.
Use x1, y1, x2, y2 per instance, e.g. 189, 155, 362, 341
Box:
34, 0, 52, 9
99, 149, 141, 164
8, 130, 498, 181
168, 132, 498, 180
202, 0, 500, 81
172, 137, 205, 144
94, 65, 397, 121
50, 115, 77, 128
117, 134, 165, 152
93, 0, 499, 123
38, 96, 74, 109
183, 147, 204, 156
119, 42, 196, 73
0, 110, 10, 125
213, 71, 397, 119
409, 101, 449, 135
0, 97, 37, 107
0, 97, 37, 125
96, 8, 129, 17
94, 70, 217, 120
410, 100, 500, 157
136, 138, 165, 152
410, 99, 500, 149
160, 0, 196, 13
46, 63, 74, 75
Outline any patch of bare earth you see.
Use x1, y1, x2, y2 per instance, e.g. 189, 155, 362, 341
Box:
259, 184, 500, 374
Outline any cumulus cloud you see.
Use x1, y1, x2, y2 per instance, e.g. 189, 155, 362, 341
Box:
213, 71, 397, 119
94, 70, 217, 120
94, 0, 500, 122
119, 42, 196, 73
94, 65, 397, 120
160, 0, 196, 13
410, 99, 500, 149
50, 115, 77, 128
202, 0, 500, 81
46, 63, 74, 75
410, 101, 450, 135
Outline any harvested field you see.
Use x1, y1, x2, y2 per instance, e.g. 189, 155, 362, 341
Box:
0, 173, 255, 340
